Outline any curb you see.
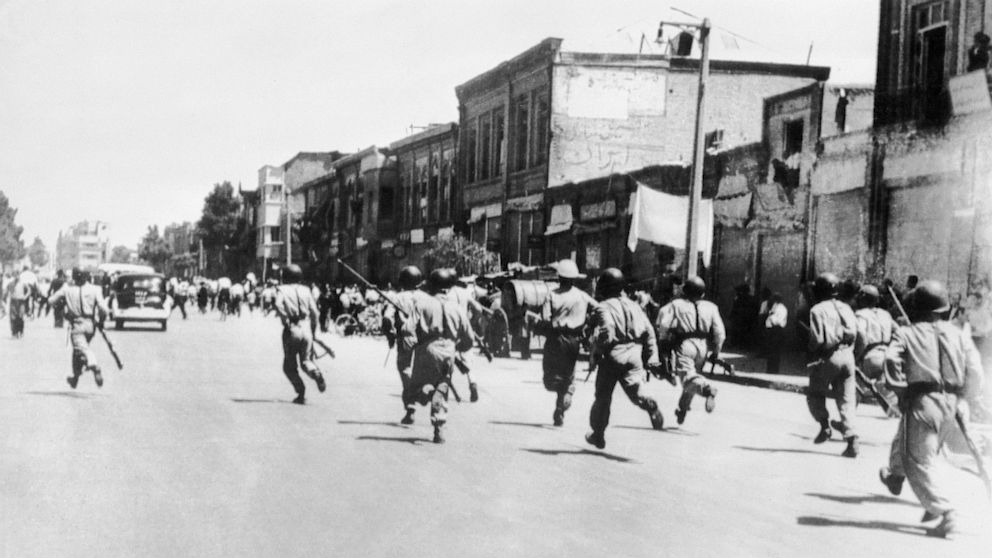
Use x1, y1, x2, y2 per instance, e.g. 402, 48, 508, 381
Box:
704, 372, 808, 395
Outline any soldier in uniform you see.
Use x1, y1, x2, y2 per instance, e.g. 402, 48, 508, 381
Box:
382, 265, 433, 424
585, 268, 665, 450
444, 271, 485, 402
806, 272, 860, 457
273, 264, 326, 405
49, 269, 67, 328
402, 269, 474, 443
879, 281, 984, 539
656, 276, 723, 425
530, 259, 596, 426
854, 285, 899, 415
48, 268, 109, 388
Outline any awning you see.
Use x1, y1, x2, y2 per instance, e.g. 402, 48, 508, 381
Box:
544, 203, 574, 236
714, 192, 752, 227
467, 203, 502, 224
505, 193, 543, 213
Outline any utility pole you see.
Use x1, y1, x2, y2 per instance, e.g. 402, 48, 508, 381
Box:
685, 18, 710, 277
284, 184, 292, 266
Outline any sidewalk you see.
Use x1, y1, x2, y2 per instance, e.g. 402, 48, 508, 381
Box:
703, 350, 810, 396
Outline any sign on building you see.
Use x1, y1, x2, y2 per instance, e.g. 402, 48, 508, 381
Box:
949, 71, 992, 115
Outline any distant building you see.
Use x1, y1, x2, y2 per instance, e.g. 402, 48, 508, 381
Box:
56, 221, 110, 271
254, 165, 287, 271
162, 222, 196, 277
283, 151, 346, 265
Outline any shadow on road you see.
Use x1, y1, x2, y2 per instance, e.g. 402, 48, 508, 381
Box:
787, 432, 884, 448
804, 492, 919, 508
796, 516, 928, 537
23, 390, 96, 399
490, 420, 553, 429
339, 420, 408, 429
522, 448, 637, 464
356, 435, 430, 444
230, 398, 291, 404
733, 445, 842, 457
612, 425, 700, 437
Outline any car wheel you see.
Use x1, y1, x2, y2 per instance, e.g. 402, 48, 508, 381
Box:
115, 320, 123, 330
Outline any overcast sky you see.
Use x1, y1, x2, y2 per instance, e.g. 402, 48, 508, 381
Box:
0, 0, 878, 250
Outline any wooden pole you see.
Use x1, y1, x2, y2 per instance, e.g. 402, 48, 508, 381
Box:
686, 18, 710, 277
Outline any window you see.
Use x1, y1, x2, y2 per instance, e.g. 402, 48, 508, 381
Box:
270, 226, 281, 244
532, 92, 550, 166
418, 160, 428, 224
380, 187, 394, 220
783, 119, 804, 157
493, 108, 505, 177
441, 148, 454, 222
479, 113, 492, 180
429, 152, 439, 223
465, 122, 477, 183
514, 94, 530, 171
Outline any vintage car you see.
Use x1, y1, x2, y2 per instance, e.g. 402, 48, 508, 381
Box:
109, 272, 171, 331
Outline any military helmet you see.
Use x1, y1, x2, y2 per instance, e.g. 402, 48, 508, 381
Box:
71, 267, 85, 284
856, 285, 880, 307
596, 268, 625, 298
908, 280, 950, 316
682, 275, 706, 299
812, 272, 840, 301
398, 266, 423, 290
282, 264, 303, 283
428, 268, 454, 292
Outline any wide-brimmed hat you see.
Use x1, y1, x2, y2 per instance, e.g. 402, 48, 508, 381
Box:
555, 259, 586, 279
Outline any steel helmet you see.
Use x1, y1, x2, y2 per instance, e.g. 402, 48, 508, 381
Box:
682, 276, 706, 299
908, 280, 950, 317
856, 285, 880, 307
282, 264, 303, 283
596, 268, 625, 299
398, 266, 423, 290
812, 272, 840, 302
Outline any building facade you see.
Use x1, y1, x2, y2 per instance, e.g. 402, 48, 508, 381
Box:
56, 221, 110, 271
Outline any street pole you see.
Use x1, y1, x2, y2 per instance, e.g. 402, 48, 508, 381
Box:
284, 185, 292, 266
685, 18, 710, 278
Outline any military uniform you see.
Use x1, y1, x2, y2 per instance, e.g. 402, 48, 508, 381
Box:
384, 288, 434, 419
856, 306, 899, 414
402, 292, 474, 441
588, 295, 664, 444
807, 299, 858, 443
656, 298, 725, 422
884, 320, 983, 532
537, 286, 596, 424
49, 281, 109, 387
274, 282, 325, 403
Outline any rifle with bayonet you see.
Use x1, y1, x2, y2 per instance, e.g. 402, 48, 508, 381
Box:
96, 322, 124, 370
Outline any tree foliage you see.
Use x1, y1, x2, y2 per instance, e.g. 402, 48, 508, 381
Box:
27, 236, 48, 268
0, 190, 26, 266
422, 235, 500, 276
110, 245, 134, 263
197, 182, 241, 248
138, 226, 173, 271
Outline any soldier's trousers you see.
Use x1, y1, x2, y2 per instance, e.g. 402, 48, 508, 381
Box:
899, 392, 960, 515
589, 354, 659, 436
543, 332, 580, 414
807, 346, 857, 437
396, 347, 415, 412
282, 322, 319, 396
674, 339, 715, 413
9, 299, 27, 336
410, 340, 456, 426
68, 318, 97, 377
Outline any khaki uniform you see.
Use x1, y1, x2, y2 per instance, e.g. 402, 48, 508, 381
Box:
274, 284, 321, 398
588, 296, 661, 437
538, 286, 597, 416
807, 299, 858, 437
49, 283, 109, 378
855, 307, 896, 379
403, 294, 474, 427
384, 288, 434, 412
656, 298, 725, 414
884, 321, 984, 516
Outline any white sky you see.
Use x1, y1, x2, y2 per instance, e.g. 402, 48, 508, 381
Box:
0, 0, 878, 250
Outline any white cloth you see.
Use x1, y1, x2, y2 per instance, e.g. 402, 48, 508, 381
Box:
626, 182, 713, 265
765, 302, 788, 328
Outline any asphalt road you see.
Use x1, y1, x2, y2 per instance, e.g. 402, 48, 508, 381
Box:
1, 309, 989, 557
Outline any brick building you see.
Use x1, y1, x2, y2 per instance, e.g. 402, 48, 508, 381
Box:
283, 151, 346, 265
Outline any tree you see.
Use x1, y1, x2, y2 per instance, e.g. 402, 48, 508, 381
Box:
0, 190, 26, 267
196, 181, 242, 276
27, 236, 48, 268
110, 245, 134, 263
138, 226, 172, 271
422, 235, 500, 276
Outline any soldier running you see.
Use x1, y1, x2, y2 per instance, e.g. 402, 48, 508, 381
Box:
273, 264, 326, 405
401, 269, 474, 443
854, 285, 899, 415
444, 271, 485, 402
878, 281, 984, 538
655, 275, 723, 425
806, 272, 860, 457
48, 268, 109, 389
585, 268, 665, 450
383, 265, 433, 425
530, 259, 596, 427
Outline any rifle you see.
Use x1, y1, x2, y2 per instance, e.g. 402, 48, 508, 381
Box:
887, 286, 991, 499
337, 258, 407, 320
97, 324, 124, 370
313, 336, 336, 359
705, 354, 736, 376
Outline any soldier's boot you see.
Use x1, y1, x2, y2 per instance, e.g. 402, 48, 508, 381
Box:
813, 420, 832, 444
433, 423, 445, 444
921, 511, 940, 523
675, 407, 687, 425
401, 408, 415, 425
931, 511, 958, 539
676, 390, 693, 425
469, 382, 479, 403
649, 408, 665, 431
552, 409, 564, 427
314, 372, 327, 393
584, 431, 606, 450
66, 375, 79, 389
91, 366, 103, 388
292, 393, 306, 405
841, 435, 859, 458
703, 385, 717, 413
878, 467, 904, 495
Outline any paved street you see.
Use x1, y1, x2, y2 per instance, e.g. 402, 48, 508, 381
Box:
1, 310, 989, 557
